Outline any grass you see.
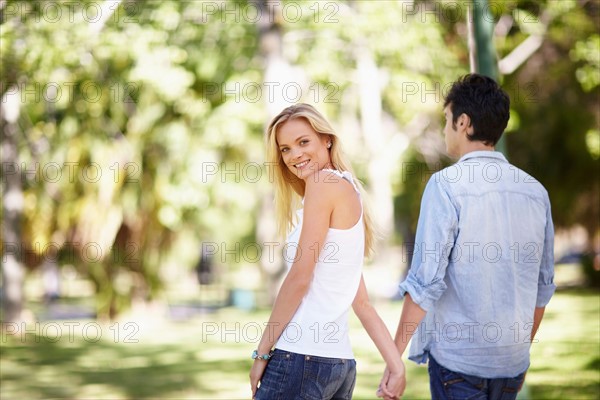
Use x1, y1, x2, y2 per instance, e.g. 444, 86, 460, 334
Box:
1, 290, 598, 399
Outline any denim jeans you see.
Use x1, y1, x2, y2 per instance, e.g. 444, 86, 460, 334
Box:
429, 355, 526, 400
254, 349, 356, 400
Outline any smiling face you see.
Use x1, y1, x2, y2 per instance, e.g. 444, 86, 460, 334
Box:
276, 118, 332, 180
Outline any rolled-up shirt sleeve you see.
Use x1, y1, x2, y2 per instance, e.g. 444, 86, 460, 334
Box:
398, 175, 458, 312
536, 201, 556, 307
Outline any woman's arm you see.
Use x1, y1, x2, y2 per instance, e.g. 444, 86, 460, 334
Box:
376, 294, 427, 399
250, 174, 336, 396
254, 175, 335, 352
353, 276, 406, 399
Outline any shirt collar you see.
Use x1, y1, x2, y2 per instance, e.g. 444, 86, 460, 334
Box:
458, 150, 508, 163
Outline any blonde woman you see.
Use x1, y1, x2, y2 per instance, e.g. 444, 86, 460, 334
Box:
249, 104, 405, 400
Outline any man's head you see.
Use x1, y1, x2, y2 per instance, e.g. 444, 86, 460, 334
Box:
443, 74, 510, 151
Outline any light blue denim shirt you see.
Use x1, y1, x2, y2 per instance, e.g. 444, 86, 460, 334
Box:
399, 150, 555, 378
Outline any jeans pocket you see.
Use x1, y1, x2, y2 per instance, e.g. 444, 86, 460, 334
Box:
439, 366, 486, 400
334, 360, 357, 400
498, 373, 526, 400
255, 351, 291, 400
300, 356, 346, 400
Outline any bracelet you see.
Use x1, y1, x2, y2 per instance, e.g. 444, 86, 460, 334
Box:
252, 349, 273, 360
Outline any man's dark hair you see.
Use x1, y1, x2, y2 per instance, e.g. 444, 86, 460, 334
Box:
443, 73, 510, 146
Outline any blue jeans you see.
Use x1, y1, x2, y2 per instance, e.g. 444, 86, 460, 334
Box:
429, 355, 526, 400
254, 349, 356, 400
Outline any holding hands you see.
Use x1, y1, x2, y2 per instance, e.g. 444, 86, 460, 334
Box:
376, 363, 406, 400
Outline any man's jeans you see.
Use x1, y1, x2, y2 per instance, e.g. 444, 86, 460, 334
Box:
429, 355, 526, 400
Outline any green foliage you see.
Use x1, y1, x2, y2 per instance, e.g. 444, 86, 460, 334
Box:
571, 34, 600, 92
2, 0, 265, 318
2, 0, 598, 316
500, 2, 599, 238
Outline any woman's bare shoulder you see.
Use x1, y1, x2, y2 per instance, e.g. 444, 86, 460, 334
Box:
305, 170, 355, 201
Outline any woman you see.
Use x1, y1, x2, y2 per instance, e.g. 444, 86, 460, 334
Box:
250, 103, 404, 400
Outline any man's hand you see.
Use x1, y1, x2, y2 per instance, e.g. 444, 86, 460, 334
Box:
376, 363, 406, 400
249, 359, 268, 398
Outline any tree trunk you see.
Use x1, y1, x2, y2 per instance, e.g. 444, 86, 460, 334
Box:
1, 88, 25, 323
356, 46, 394, 241
255, 0, 304, 303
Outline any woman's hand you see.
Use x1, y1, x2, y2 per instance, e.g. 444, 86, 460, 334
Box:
249, 359, 268, 398
377, 364, 406, 400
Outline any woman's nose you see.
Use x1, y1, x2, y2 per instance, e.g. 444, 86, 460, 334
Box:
290, 147, 302, 160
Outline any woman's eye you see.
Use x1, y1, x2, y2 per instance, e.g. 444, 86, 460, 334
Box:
281, 148, 288, 153
300, 140, 308, 145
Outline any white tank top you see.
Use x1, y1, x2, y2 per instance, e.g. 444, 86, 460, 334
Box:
275, 169, 364, 359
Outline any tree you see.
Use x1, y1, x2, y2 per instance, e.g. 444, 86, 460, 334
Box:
1, 0, 265, 318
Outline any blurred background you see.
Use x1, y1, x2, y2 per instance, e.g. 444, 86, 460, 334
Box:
1, 0, 599, 399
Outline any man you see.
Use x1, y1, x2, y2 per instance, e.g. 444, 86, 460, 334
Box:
379, 74, 555, 400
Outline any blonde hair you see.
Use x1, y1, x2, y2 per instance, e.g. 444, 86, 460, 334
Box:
265, 103, 377, 258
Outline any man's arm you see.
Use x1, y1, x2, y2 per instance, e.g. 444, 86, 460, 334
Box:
379, 177, 456, 400
531, 306, 545, 342
517, 306, 546, 393
393, 293, 427, 356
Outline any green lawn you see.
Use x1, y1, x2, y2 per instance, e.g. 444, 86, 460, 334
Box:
1, 290, 598, 399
